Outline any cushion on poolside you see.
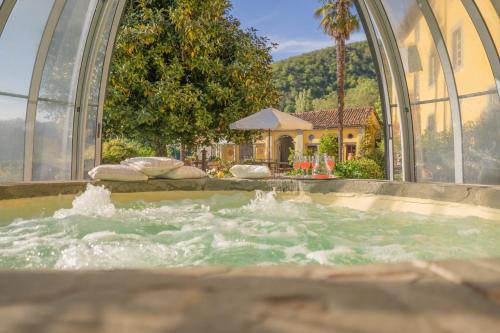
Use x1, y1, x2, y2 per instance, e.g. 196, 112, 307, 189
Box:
159, 166, 207, 179
121, 157, 183, 177
229, 165, 271, 179
88, 165, 149, 181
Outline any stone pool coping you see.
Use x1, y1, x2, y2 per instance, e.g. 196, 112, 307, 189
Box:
1, 178, 499, 209
1, 259, 500, 333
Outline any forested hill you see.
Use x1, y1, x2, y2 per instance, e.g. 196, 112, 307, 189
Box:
272, 41, 378, 113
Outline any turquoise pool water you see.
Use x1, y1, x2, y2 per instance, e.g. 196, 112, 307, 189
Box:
0, 185, 499, 269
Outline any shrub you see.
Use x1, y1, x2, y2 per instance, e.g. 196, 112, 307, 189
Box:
335, 158, 384, 179
102, 138, 154, 164
319, 135, 338, 158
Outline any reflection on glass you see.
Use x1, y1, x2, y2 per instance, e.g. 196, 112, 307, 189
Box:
33, 0, 98, 180
412, 102, 454, 182
429, 0, 496, 96
381, 0, 454, 182
381, 0, 449, 102
0, 96, 26, 181
474, 0, 500, 55
0, 0, 54, 95
461, 94, 500, 185
84, 0, 120, 177
390, 107, 403, 181
32, 101, 73, 181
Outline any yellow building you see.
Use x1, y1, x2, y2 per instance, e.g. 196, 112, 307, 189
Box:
219, 108, 380, 164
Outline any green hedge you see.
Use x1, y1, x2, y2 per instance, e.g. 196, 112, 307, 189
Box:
335, 158, 384, 179
102, 138, 155, 164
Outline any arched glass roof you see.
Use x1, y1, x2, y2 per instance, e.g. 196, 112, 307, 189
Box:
0, 0, 126, 182
357, 0, 500, 185
0, 0, 498, 185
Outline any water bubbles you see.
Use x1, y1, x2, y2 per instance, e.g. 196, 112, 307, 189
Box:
54, 184, 116, 219
0, 187, 498, 269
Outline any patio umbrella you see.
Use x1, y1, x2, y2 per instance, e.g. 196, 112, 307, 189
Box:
229, 108, 313, 166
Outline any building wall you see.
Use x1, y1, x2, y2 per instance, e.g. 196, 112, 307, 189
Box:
219, 125, 367, 163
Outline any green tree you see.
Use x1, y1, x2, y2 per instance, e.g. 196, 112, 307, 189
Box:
315, 0, 359, 161
272, 41, 377, 114
105, 0, 279, 156
319, 135, 339, 158
295, 89, 313, 113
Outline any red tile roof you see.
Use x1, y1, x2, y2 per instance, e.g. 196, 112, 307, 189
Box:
293, 108, 377, 129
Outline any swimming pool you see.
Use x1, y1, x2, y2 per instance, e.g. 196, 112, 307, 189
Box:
0, 184, 499, 269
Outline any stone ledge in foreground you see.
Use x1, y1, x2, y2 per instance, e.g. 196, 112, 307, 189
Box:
1, 259, 500, 333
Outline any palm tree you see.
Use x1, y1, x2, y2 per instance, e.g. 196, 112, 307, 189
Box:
315, 0, 358, 162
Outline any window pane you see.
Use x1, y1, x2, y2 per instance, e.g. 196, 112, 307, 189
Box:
429, 0, 497, 96
413, 101, 455, 182
32, 0, 98, 180
0, 95, 26, 181
381, 0, 455, 182
381, 0, 450, 102
0, 0, 54, 95
461, 93, 500, 185
32, 101, 73, 180
84, 0, 120, 177
391, 106, 403, 181
474, 0, 500, 54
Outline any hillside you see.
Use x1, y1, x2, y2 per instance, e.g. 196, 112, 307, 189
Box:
272, 41, 378, 113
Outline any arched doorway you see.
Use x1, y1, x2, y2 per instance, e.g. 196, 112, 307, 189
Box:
277, 136, 294, 165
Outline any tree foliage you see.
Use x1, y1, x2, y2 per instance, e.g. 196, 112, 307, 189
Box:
273, 41, 377, 113
104, 0, 279, 155
295, 89, 313, 113
319, 135, 339, 158
102, 138, 155, 164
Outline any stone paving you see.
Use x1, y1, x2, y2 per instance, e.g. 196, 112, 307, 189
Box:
1, 259, 500, 333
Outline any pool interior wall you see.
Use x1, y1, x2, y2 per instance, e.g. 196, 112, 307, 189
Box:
1, 178, 499, 208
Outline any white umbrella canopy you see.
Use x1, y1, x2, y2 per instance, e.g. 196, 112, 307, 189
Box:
229, 108, 313, 166
229, 108, 313, 130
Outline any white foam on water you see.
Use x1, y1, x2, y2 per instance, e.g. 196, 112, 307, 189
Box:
1, 188, 499, 270
82, 231, 118, 242
367, 244, 415, 263
241, 189, 306, 219
457, 228, 481, 236
54, 184, 116, 219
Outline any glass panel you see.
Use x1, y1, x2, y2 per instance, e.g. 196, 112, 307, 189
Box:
381, 0, 450, 102
381, 0, 455, 182
474, 0, 500, 54
429, 0, 497, 96
461, 93, 500, 185
84, 0, 120, 177
412, 102, 454, 182
365, 4, 403, 180
0, 95, 26, 181
391, 107, 403, 181
0, 0, 54, 95
32, 0, 98, 181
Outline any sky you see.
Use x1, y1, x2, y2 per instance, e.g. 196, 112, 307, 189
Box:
230, 0, 367, 61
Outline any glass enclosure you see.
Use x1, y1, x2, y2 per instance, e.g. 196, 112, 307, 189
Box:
0, 0, 126, 182
0, 0, 498, 186
360, 0, 500, 185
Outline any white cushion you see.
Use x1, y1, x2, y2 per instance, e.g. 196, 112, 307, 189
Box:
159, 166, 207, 179
229, 165, 271, 179
88, 165, 149, 181
121, 157, 183, 177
